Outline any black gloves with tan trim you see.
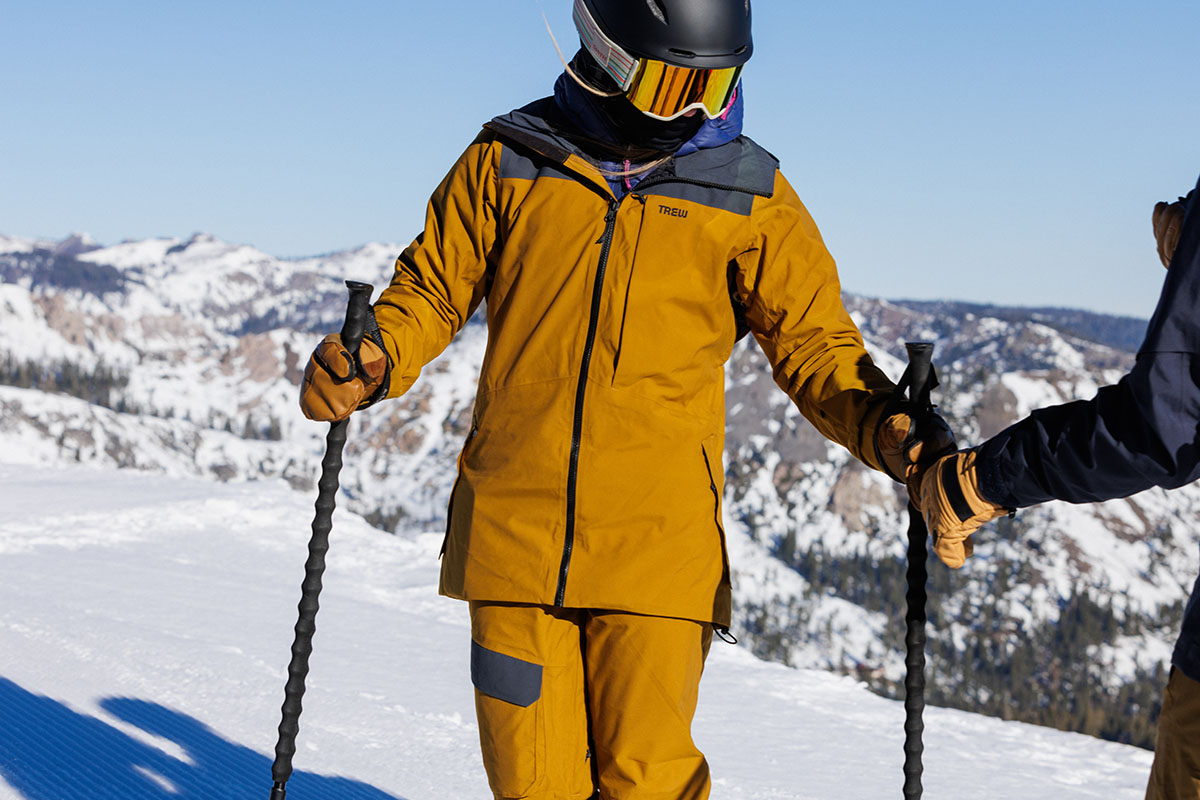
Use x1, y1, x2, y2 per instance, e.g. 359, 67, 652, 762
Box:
913, 450, 1013, 569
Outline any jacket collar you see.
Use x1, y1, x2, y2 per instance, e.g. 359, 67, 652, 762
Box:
484, 94, 775, 199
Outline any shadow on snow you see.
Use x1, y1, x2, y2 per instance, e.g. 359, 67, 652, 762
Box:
0, 676, 405, 800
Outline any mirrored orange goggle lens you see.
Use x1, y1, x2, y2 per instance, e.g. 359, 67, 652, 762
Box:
626, 61, 742, 120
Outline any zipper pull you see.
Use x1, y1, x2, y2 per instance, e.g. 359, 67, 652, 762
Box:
605, 199, 619, 223
596, 200, 619, 243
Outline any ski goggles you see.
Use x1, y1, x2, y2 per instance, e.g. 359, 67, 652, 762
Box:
573, 0, 743, 121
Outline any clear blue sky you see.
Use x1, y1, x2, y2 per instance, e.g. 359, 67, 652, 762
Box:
3, 1, 1198, 316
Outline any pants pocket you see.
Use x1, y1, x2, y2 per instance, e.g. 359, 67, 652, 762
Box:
472, 640, 544, 797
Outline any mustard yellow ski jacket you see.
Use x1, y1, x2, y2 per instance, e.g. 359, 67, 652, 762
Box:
374, 102, 896, 626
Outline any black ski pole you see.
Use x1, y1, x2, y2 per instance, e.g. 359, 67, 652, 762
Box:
901, 341, 937, 800
270, 280, 374, 800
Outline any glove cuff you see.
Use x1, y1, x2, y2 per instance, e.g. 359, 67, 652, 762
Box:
973, 445, 1022, 509
874, 411, 912, 483
939, 450, 1011, 523
356, 306, 392, 410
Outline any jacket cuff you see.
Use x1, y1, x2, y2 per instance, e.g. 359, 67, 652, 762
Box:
860, 397, 894, 475
974, 444, 1020, 508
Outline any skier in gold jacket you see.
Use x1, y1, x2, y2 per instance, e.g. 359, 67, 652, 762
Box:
300, 1, 952, 797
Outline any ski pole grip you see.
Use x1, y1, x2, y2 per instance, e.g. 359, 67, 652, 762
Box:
339, 280, 375, 356
904, 342, 935, 409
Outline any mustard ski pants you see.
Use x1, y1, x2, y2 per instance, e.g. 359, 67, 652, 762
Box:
468, 602, 714, 800
1146, 668, 1200, 800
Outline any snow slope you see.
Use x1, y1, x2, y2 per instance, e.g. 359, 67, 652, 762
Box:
0, 462, 1154, 799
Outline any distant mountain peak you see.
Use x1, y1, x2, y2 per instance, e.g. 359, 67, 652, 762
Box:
52, 233, 101, 258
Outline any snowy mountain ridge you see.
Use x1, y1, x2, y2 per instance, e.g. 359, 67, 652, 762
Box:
1, 231, 1195, 749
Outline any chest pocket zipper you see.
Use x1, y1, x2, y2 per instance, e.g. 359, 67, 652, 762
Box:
610, 193, 648, 383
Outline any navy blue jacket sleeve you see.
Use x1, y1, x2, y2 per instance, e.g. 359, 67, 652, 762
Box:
976, 175, 1200, 509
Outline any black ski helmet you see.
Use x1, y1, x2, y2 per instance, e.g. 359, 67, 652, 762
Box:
577, 0, 753, 71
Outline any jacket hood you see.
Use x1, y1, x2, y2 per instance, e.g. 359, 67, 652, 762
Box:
485, 96, 776, 202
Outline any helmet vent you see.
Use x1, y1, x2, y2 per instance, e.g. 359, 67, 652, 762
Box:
668, 48, 697, 59
644, 0, 668, 24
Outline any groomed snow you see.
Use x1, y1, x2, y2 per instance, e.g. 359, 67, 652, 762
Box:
0, 463, 1155, 799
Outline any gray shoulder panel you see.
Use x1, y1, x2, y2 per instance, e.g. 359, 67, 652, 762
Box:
485, 100, 594, 184
470, 639, 543, 707
638, 136, 779, 215
498, 143, 577, 183
673, 137, 779, 197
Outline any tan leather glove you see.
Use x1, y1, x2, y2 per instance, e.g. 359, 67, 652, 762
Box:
1153, 192, 1191, 269
877, 411, 957, 498
299, 334, 388, 421
916, 450, 1011, 568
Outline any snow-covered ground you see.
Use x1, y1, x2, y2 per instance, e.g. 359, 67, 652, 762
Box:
0, 462, 1155, 799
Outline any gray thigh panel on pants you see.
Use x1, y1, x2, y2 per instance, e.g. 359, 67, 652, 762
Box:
471, 639, 543, 707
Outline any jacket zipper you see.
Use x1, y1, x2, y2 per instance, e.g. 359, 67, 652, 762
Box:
556, 196, 621, 606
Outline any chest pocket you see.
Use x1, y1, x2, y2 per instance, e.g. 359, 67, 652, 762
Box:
604, 196, 748, 394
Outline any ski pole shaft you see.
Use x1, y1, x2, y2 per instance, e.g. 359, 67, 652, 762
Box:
902, 341, 935, 800
903, 502, 929, 799
270, 280, 374, 800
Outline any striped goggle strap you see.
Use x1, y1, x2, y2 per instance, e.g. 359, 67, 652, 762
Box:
573, 0, 742, 121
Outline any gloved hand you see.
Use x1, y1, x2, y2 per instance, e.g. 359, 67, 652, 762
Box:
299, 334, 388, 421
1153, 192, 1192, 269
876, 410, 957, 498
916, 449, 1011, 568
